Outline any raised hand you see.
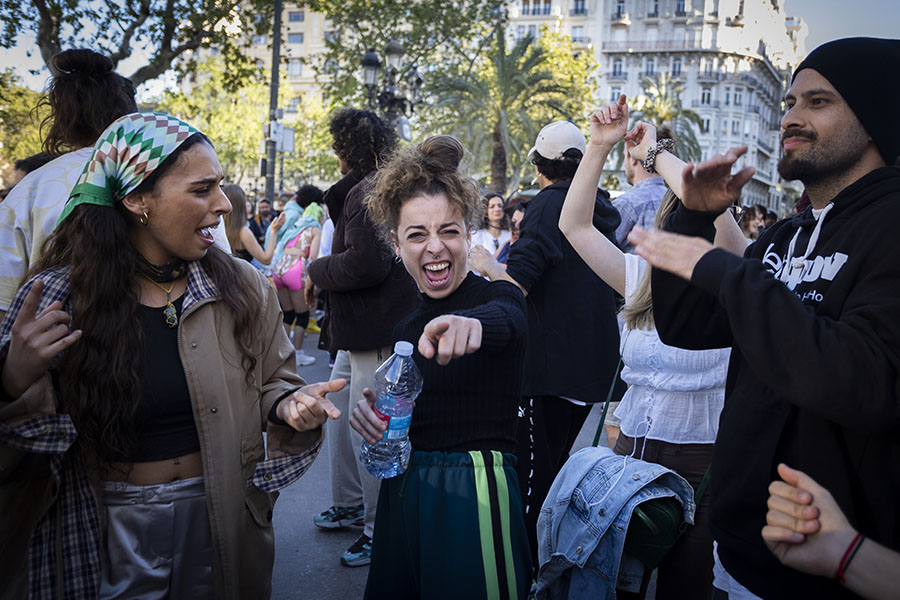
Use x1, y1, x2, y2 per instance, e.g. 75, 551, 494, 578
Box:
276, 378, 344, 431
271, 212, 287, 232
624, 121, 658, 162
349, 387, 386, 444
1, 280, 82, 398
680, 147, 756, 213
418, 314, 482, 366
468, 245, 503, 278
762, 463, 857, 578
589, 94, 629, 149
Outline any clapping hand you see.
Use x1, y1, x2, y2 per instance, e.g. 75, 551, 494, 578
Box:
680, 147, 756, 213
590, 95, 629, 149
1, 280, 82, 398
271, 212, 287, 232
625, 121, 658, 162
628, 226, 714, 282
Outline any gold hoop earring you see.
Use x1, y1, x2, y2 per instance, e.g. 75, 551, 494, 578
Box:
139, 211, 149, 226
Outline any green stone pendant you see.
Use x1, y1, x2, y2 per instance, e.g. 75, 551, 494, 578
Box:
163, 301, 178, 328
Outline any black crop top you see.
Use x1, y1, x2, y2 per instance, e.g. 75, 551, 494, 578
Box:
132, 296, 201, 462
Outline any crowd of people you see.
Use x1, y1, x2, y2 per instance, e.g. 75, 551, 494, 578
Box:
0, 36, 898, 600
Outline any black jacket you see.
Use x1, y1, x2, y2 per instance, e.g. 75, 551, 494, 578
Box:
505, 181, 622, 403
308, 174, 418, 352
652, 166, 900, 599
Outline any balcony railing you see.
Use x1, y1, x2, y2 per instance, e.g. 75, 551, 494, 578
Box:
606, 71, 628, 80
646, 11, 659, 18
570, 7, 588, 16
611, 11, 631, 25
697, 71, 725, 82
638, 71, 658, 79
572, 36, 591, 44
691, 99, 721, 108
757, 138, 774, 154
602, 39, 713, 52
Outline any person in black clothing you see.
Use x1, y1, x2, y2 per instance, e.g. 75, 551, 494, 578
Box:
476, 120, 623, 567
248, 197, 274, 245
349, 135, 531, 600
306, 108, 417, 566
628, 37, 900, 599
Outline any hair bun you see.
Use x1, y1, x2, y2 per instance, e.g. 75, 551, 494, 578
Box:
419, 135, 464, 173
51, 49, 115, 76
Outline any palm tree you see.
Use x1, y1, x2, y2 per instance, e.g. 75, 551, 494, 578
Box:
430, 27, 571, 193
614, 72, 703, 167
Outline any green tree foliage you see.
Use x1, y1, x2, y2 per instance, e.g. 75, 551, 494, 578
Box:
430, 26, 599, 193
0, 0, 275, 87
304, 0, 503, 108
155, 55, 338, 188
614, 72, 703, 167
0, 69, 47, 180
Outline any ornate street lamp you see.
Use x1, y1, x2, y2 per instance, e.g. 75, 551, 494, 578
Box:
359, 40, 424, 141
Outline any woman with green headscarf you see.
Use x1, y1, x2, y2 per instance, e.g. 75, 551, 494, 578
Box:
0, 112, 345, 598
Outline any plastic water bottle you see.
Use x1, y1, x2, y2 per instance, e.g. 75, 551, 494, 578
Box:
359, 341, 423, 479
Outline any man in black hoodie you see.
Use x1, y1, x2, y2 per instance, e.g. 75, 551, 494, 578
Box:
479, 120, 622, 566
628, 38, 900, 599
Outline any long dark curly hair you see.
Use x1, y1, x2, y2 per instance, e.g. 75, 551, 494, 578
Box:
39, 49, 137, 157
30, 134, 263, 464
329, 108, 397, 174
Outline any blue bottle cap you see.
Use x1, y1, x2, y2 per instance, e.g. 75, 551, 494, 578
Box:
394, 341, 414, 356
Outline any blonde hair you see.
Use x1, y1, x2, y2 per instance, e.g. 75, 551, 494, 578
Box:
365, 135, 483, 238
620, 189, 680, 331
222, 183, 248, 249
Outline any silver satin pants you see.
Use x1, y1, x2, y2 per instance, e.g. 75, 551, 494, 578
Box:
99, 475, 214, 599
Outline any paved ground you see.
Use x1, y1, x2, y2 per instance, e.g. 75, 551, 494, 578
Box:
269, 333, 649, 599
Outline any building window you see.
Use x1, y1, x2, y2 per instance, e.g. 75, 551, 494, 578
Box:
288, 10, 304, 22
542, 0, 552, 15
571, 26, 584, 43
528, 25, 537, 39
734, 88, 743, 106
724, 87, 730, 105
616, 0, 626, 16
522, 0, 530, 15
287, 97, 300, 113
613, 58, 623, 76
676, 0, 686, 14
288, 59, 302, 77
645, 57, 655, 75
573, 0, 586, 14
324, 30, 336, 43
287, 33, 304, 44
516, 25, 526, 40
252, 34, 267, 45
732, 120, 741, 135
611, 86, 622, 102
672, 57, 682, 76
648, 0, 659, 16
701, 87, 711, 104
702, 118, 710, 133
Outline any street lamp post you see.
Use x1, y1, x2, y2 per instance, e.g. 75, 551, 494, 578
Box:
359, 41, 424, 141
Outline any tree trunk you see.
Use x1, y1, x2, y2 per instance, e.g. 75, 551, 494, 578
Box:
490, 117, 507, 193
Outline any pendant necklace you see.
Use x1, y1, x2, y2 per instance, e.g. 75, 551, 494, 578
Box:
143, 276, 179, 328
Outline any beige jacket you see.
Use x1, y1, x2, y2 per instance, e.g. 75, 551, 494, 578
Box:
0, 258, 321, 599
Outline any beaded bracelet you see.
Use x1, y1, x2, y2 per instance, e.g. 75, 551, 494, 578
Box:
641, 138, 675, 174
834, 532, 865, 583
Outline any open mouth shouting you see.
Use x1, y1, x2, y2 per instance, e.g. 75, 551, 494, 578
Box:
423, 261, 452, 288
196, 223, 217, 246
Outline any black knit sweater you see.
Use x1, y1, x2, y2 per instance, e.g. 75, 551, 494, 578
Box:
393, 273, 526, 453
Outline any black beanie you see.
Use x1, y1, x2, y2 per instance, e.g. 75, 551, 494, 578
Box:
793, 37, 900, 164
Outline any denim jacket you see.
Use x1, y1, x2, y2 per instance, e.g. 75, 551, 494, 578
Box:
536, 446, 696, 600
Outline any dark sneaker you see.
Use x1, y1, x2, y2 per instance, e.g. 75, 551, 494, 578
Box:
340, 534, 372, 567
313, 505, 365, 529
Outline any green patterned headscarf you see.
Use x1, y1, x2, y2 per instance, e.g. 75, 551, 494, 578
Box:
57, 112, 201, 224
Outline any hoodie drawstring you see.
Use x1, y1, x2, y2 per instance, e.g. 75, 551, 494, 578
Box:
787, 202, 835, 269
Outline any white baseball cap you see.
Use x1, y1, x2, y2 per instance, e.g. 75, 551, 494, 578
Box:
527, 121, 586, 160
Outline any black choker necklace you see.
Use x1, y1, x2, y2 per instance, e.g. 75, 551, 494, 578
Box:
137, 254, 188, 283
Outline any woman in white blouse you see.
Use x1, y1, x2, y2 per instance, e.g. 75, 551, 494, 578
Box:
559, 97, 747, 599
469, 192, 511, 257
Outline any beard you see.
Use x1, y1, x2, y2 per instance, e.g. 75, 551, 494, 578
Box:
777, 128, 869, 185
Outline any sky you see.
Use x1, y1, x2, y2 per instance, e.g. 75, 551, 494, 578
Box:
1, 0, 898, 94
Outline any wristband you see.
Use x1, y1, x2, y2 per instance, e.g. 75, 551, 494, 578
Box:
641, 138, 675, 174
834, 532, 864, 583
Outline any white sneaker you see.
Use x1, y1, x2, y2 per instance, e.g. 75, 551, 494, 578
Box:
296, 350, 316, 366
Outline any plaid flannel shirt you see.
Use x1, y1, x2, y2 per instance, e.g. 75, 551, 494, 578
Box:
0, 263, 318, 598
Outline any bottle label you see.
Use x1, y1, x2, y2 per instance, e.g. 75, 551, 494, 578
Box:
373, 406, 411, 441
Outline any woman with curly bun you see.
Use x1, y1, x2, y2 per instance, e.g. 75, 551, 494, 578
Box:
351, 135, 532, 599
